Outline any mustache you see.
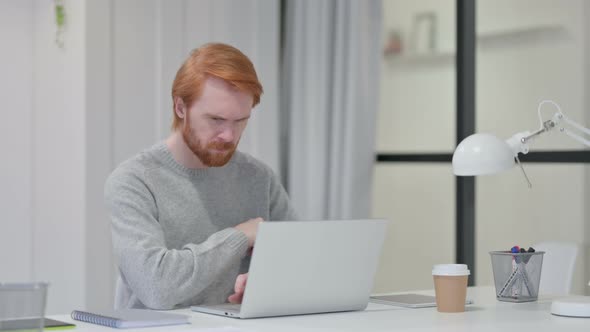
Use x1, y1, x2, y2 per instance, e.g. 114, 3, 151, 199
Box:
207, 141, 235, 150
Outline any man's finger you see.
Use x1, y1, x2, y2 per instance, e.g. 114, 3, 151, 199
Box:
228, 292, 244, 304
235, 274, 248, 292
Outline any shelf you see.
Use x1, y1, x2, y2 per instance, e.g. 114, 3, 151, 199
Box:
383, 24, 567, 66
478, 23, 566, 39
477, 24, 568, 47
384, 51, 455, 66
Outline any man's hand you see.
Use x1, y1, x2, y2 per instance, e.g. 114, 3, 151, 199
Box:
234, 217, 263, 248
228, 273, 248, 304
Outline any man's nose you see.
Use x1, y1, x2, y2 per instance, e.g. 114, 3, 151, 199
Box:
217, 126, 235, 142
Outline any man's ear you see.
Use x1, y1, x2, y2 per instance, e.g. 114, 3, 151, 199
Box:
174, 97, 186, 119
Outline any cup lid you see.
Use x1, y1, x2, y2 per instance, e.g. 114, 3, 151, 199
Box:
432, 264, 470, 276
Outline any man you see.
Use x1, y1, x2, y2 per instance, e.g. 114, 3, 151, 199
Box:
104, 43, 297, 310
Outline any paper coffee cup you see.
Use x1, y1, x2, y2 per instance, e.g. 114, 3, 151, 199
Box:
432, 264, 470, 313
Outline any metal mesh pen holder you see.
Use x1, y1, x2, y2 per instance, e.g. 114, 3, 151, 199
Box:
489, 251, 545, 302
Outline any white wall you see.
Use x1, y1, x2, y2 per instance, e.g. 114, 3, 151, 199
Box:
0, 0, 34, 283
33, 0, 87, 314
0, 0, 280, 314
85, 0, 115, 312
0, 0, 88, 314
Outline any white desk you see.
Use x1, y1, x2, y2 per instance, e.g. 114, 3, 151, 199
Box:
51, 286, 589, 332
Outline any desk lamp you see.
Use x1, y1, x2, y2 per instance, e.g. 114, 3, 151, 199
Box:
452, 100, 590, 318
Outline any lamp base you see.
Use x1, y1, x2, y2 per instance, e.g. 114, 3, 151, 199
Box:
551, 296, 590, 318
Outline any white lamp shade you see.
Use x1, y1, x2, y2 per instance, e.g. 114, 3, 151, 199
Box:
452, 133, 515, 176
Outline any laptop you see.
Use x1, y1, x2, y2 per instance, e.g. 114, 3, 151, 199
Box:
191, 219, 388, 319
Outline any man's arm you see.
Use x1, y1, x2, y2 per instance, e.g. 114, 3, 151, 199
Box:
105, 171, 249, 309
225, 170, 296, 304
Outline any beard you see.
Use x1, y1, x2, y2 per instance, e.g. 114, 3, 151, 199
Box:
182, 120, 238, 167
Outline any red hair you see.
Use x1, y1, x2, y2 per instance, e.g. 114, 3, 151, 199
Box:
171, 43, 263, 130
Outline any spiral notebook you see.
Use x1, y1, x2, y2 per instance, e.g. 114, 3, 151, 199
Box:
70, 309, 189, 329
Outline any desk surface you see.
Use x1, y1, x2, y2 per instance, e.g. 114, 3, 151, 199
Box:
51, 286, 589, 332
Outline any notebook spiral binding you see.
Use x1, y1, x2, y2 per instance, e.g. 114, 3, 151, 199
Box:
71, 310, 119, 328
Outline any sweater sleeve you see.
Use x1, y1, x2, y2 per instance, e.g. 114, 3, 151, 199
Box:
104, 169, 249, 309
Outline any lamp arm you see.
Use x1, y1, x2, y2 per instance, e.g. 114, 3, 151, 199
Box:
503, 100, 588, 190
521, 100, 590, 148
559, 114, 590, 147
521, 119, 556, 143
513, 111, 590, 153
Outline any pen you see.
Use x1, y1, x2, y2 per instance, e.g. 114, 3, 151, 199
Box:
498, 267, 519, 297
498, 248, 535, 299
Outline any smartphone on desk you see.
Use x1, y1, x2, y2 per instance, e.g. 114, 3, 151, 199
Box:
370, 293, 473, 308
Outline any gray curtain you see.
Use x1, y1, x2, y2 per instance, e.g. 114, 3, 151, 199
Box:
282, 0, 382, 219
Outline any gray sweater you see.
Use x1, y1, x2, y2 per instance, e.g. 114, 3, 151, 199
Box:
104, 142, 297, 309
